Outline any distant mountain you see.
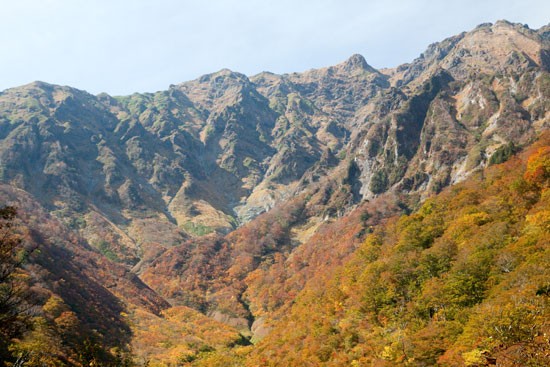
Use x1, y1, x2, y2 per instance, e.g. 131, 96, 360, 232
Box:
0, 20, 548, 366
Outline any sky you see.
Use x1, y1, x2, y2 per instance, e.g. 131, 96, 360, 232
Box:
1, 0, 548, 95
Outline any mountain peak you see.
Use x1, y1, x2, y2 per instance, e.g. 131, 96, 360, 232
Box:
28, 80, 53, 88
8, 80, 57, 93
474, 20, 531, 31
341, 54, 374, 72
194, 68, 250, 85
214, 68, 236, 76
494, 19, 513, 26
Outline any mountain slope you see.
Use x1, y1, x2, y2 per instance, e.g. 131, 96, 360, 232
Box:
0, 20, 548, 366
0, 185, 246, 365
244, 131, 550, 367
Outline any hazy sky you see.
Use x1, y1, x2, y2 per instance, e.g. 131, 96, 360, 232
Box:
1, 0, 548, 95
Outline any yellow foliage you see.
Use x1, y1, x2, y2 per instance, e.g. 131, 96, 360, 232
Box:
42, 295, 69, 318
129, 305, 243, 366
462, 349, 486, 366
525, 210, 550, 233
8, 317, 66, 367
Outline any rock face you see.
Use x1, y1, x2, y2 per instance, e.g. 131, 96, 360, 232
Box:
350, 21, 549, 199
0, 52, 392, 261
0, 20, 548, 342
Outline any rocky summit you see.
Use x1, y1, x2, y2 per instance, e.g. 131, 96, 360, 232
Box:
0, 20, 548, 366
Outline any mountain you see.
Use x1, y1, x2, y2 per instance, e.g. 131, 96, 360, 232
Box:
0, 20, 548, 366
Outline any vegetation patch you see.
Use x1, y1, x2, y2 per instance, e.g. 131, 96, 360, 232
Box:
182, 221, 215, 236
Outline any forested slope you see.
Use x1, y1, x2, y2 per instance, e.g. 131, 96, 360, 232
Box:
244, 132, 550, 366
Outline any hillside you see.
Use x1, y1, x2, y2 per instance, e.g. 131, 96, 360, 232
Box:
244, 131, 550, 366
0, 20, 548, 366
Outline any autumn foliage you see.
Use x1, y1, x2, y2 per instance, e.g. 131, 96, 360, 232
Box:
244, 133, 550, 366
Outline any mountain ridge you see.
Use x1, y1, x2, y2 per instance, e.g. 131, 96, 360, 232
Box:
0, 19, 548, 366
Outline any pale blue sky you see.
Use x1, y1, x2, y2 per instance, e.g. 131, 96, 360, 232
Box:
1, 0, 548, 95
